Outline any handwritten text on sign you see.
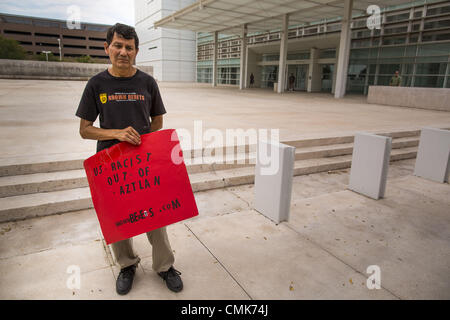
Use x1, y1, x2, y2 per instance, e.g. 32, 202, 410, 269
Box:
83, 129, 199, 244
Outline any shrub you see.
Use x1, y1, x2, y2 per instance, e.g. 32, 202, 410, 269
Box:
0, 36, 26, 60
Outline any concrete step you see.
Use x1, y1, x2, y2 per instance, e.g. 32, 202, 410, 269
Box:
0, 146, 418, 223
0, 187, 93, 223
0, 152, 90, 178
0, 137, 420, 198
0, 146, 257, 177
0, 169, 87, 198
0, 128, 424, 177
0, 154, 257, 198
293, 136, 418, 160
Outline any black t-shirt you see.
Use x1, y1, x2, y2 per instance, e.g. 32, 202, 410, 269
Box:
76, 69, 166, 152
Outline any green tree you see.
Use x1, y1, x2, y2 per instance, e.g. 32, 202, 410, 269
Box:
76, 55, 93, 63
0, 36, 26, 60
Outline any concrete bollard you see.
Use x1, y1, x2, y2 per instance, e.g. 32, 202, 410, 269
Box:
254, 140, 295, 224
348, 133, 392, 200
414, 127, 450, 183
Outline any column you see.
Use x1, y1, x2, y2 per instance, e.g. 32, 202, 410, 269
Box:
212, 31, 218, 87
239, 24, 247, 90
334, 0, 353, 98
307, 47, 320, 92
277, 14, 289, 93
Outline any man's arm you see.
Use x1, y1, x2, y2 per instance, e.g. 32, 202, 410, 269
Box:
79, 119, 141, 145
150, 115, 163, 132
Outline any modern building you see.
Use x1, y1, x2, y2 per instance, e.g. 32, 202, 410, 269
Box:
148, 0, 450, 97
0, 13, 111, 61
135, 0, 197, 81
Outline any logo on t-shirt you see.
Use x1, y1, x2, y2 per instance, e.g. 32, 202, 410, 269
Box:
108, 93, 145, 102
100, 93, 107, 104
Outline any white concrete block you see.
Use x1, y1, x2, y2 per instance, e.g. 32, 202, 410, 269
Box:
348, 133, 392, 200
414, 127, 450, 183
254, 141, 295, 224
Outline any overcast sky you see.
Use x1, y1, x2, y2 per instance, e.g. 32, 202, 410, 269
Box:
0, 0, 135, 26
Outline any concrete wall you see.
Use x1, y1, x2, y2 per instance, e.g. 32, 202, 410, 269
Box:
135, 0, 196, 82
0, 59, 153, 80
368, 86, 450, 112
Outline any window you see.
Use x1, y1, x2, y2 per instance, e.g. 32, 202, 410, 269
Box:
63, 35, 85, 40
262, 54, 280, 61
423, 19, 450, 30
89, 37, 105, 41
352, 39, 371, 48
85, 25, 109, 32
385, 12, 410, 23
350, 48, 369, 59
319, 49, 336, 59
36, 42, 59, 47
379, 64, 401, 75
288, 52, 310, 60
218, 67, 240, 85
422, 31, 450, 42
34, 20, 60, 28
3, 29, 31, 36
35, 32, 59, 38
382, 36, 406, 45
414, 76, 444, 87
352, 29, 371, 38
64, 44, 86, 49
261, 66, 278, 88
414, 10, 423, 18
409, 33, 419, 43
405, 45, 417, 57
384, 25, 408, 35
418, 43, 450, 56
380, 46, 405, 58
415, 63, 447, 75
426, 5, 450, 16
3, 16, 32, 24
197, 67, 212, 83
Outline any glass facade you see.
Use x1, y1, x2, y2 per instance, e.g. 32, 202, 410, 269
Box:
196, 0, 450, 93
196, 59, 240, 85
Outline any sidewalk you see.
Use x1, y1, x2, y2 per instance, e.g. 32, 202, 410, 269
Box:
1, 158, 449, 299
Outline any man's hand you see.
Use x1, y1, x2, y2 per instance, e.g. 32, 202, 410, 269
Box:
79, 119, 141, 145
115, 126, 141, 145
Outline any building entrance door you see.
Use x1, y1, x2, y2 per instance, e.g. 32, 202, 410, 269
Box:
287, 64, 308, 91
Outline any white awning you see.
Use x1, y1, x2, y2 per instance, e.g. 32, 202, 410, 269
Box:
154, 0, 415, 35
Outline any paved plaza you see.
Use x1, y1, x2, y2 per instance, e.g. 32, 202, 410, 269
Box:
0, 79, 449, 299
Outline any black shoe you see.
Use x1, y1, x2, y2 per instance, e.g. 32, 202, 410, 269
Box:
158, 266, 183, 292
116, 264, 136, 295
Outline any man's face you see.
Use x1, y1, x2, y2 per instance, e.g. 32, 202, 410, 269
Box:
104, 32, 139, 70
395, 71, 399, 76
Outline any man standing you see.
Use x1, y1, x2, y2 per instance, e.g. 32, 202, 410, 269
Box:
389, 70, 402, 86
288, 73, 295, 91
249, 73, 255, 88
76, 23, 183, 295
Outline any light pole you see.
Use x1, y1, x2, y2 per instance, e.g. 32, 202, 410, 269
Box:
42, 50, 51, 62
57, 38, 62, 61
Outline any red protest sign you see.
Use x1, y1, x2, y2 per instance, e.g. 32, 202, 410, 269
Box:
83, 129, 198, 244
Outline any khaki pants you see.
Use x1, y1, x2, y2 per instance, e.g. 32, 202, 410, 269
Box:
110, 227, 174, 273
